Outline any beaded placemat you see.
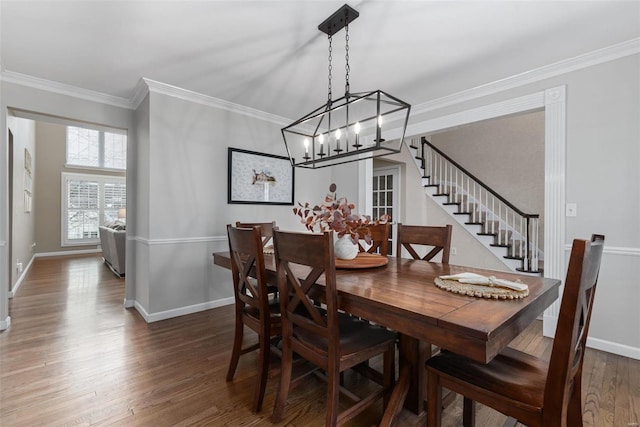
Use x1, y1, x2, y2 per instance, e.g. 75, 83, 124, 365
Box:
434, 277, 529, 300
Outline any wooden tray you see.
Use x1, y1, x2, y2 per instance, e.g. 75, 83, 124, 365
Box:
335, 253, 389, 269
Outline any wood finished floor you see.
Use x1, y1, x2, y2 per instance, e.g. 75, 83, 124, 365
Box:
1, 254, 638, 426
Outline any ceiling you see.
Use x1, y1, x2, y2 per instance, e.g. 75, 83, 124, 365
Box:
1, 1, 639, 120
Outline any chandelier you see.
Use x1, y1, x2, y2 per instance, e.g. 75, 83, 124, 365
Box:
282, 4, 411, 169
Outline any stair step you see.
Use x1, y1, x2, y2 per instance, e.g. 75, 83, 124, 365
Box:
433, 193, 450, 197
465, 222, 484, 226
490, 243, 510, 248
516, 267, 542, 274
477, 232, 497, 237
443, 202, 460, 206
409, 145, 419, 150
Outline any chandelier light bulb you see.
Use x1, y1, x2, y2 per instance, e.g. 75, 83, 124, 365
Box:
335, 128, 342, 139
377, 115, 383, 127
354, 122, 361, 134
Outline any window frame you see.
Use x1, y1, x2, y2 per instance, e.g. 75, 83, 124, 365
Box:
65, 126, 127, 171
61, 172, 126, 247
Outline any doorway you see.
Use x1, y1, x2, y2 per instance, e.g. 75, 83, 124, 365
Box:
373, 166, 400, 256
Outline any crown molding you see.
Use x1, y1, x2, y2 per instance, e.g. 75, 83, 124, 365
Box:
139, 78, 291, 126
412, 38, 640, 116
0, 70, 133, 109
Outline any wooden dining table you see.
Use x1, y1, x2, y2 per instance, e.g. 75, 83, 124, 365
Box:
213, 252, 560, 425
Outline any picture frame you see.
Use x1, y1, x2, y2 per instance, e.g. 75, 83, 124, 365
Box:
228, 148, 294, 205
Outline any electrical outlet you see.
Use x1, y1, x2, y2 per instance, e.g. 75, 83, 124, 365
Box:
566, 203, 577, 217
451, 247, 457, 255
16, 262, 23, 274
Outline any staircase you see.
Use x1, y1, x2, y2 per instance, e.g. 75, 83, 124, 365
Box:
408, 136, 542, 274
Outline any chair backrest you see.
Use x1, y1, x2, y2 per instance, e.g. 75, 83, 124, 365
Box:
273, 230, 338, 359
358, 222, 390, 256
543, 234, 605, 423
396, 223, 452, 263
235, 221, 277, 247
227, 224, 271, 322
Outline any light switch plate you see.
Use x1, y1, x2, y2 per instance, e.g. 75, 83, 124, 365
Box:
566, 203, 577, 217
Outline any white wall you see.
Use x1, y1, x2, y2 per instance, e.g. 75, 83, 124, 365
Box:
7, 115, 36, 293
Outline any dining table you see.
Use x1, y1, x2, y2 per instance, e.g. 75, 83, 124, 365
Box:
212, 251, 560, 426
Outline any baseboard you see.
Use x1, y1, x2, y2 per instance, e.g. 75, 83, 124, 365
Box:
0, 316, 11, 331
544, 314, 639, 360
36, 248, 102, 258
8, 256, 35, 298
134, 297, 235, 323
586, 337, 640, 361
123, 298, 135, 308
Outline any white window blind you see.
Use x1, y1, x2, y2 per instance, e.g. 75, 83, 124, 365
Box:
62, 172, 126, 246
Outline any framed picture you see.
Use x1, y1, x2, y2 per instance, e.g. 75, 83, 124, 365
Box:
228, 148, 294, 205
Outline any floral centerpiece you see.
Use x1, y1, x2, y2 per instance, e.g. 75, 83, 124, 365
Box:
293, 183, 390, 259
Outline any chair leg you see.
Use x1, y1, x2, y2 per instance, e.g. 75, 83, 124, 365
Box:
226, 314, 244, 381
251, 331, 270, 413
462, 397, 475, 427
383, 343, 395, 408
567, 375, 584, 425
272, 342, 293, 423
426, 369, 442, 427
326, 363, 340, 427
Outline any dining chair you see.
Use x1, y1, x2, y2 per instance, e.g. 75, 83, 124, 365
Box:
425, 234, 605, 427
235, 221, 277, 248
271, 229, 397, 426
358, 222, 390, 256
226, 224, 281, 413
396, 223, 452, 263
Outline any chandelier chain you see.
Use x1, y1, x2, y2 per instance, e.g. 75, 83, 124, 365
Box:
327, 35, 333, 103
344, 18, 350, 96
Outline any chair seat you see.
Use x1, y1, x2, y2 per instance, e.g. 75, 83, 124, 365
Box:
295, 312, 397, 359
244, 299, 282, 321
427, 347, 547, 411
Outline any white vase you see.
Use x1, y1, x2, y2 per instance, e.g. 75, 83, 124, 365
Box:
334, 234, 359, 260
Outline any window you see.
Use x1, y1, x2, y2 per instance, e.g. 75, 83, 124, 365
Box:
62, 172, 126, 246
66, 126, 127, 170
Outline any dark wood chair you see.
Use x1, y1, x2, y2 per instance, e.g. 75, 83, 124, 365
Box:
271, 229, 397, 426
235, 221, 277, 248
425, 234, 605, 427
225, 224, 281, 413
357, 222, 390, 256
396, 223, 452, 263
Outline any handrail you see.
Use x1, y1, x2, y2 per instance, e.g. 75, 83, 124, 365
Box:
422, 137, 538, 219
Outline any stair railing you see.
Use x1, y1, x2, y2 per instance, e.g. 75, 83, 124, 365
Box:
416, 136, 540, 273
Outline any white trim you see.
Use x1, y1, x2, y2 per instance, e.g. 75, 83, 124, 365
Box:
564, 244, 640, 257
411, 38, 640, 116
0, 316, 11, 331
8, 255, 35, 298
141, 78, 290, 126
134, 297, 234, 323
35, 248, 102, 258
123, 298, 135, 308
133, 235, 227, 246
586, 337, 640, 361
0, 70, 132, 109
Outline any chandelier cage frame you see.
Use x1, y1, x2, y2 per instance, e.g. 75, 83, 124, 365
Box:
282, 4, 411, 169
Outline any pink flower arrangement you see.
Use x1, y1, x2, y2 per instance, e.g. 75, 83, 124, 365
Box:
293, 183, 390, 245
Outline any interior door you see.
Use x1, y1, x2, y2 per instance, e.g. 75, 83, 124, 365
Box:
372, 166, 399, 256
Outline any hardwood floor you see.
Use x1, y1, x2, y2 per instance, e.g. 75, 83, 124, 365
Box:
1, 254, 638, 426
